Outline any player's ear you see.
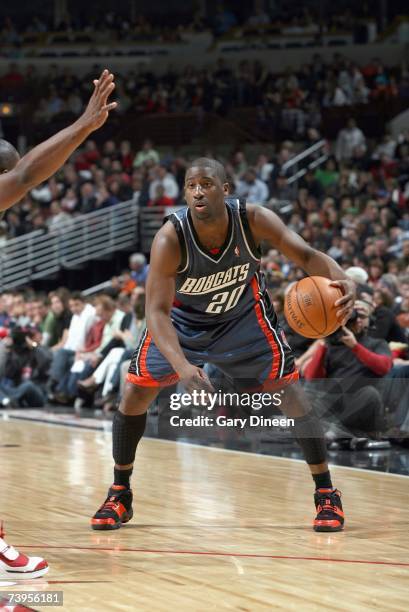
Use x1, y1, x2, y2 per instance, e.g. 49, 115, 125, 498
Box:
223, 182, 230, 195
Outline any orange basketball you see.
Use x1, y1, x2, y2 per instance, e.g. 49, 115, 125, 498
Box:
284, 276, 343, 338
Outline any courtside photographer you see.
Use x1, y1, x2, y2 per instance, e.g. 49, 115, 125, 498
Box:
304, 301, 393, 449
0, 326, 51, 408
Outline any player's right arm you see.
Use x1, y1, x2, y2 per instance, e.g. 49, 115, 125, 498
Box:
146, 222, 213, 393
0, 69, 117, 211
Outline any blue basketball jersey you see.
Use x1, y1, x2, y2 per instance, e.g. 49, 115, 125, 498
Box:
128, 197, 297, 388
166, 197, 267, 326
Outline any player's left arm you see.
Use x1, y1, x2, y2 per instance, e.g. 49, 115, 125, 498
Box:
248, 204, 355, 323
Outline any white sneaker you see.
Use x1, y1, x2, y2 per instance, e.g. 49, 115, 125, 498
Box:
0, 524, 48, 580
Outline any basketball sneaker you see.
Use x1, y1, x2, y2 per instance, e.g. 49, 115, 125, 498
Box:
0, 597, 37, 611
91, 485, 133, 530
313, 488, 344, 532
0, 523, 49, 579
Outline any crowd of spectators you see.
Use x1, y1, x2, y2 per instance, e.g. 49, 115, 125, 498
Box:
0, 253, 148, 413
1, 54, 407, 126
0, 242, 408, 444
2, 120, 409, 254
0, 51, 408, 444
1, 124, 409, 442
0, 1, 384, 49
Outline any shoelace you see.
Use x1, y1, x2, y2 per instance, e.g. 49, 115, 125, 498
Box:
99, 495, 122, 513
317, 493, 339, 513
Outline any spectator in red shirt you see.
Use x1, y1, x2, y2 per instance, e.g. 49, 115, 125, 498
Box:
119, 140, 134, 172
148, 184, 175, 207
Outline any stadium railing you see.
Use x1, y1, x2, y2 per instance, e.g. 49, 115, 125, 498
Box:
1, 179, 326, 290
139, 205, 185, 253
0, 200, 139, 289
281, 139, 328, 185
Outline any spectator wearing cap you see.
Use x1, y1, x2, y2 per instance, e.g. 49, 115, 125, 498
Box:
345, 266, 369, 286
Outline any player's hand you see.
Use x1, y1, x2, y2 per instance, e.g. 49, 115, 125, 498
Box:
178, 364, 215, 395
339, 326, 357, 349
79, 69, 117, 133
330, 279, 356, 325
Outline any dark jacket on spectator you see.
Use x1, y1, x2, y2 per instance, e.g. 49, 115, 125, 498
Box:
304, 334, 392, 392
4, 346, 51, 385
369, 306, 407, 343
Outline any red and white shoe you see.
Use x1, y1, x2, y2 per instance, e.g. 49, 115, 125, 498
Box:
0, 597, 37, 611
0, 523, 49, 580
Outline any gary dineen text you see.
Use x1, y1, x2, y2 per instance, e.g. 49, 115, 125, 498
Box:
169, 415, 295, 429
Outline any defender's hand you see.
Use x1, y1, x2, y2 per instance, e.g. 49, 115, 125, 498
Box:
178, 364, 215, 395
340, 326, 357, 349
79, 69, 117, 133
330, 279, 356, 325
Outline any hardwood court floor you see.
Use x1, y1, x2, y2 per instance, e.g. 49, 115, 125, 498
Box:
0, 418, 408, 611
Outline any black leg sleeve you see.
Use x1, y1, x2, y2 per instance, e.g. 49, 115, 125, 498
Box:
112, 411, 147, 466
292, 413, 328, 465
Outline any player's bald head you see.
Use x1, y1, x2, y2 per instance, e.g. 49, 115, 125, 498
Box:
0, 139, 19, 173
187, 157, 227, 184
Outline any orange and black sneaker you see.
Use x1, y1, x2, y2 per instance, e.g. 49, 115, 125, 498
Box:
91, 485, 133, 530
313, 488, 344, 532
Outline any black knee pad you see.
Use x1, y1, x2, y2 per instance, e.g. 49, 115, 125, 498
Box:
112, 411, 147, 465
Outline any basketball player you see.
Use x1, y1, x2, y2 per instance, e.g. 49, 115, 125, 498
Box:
0, 69, 116, 579
92, 158, 355, 533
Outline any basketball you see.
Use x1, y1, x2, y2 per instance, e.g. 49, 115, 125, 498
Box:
284, 276, 343, 338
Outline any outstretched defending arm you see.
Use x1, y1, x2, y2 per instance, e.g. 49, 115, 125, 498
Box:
0, 69, 117, 211
248, 204, 356, 324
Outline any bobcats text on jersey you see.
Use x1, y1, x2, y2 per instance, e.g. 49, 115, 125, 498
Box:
179, 263, 250, 295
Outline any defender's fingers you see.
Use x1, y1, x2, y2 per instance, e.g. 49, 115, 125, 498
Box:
101, 101, 118, 112
99, 80, 115, 103
93, 69, 108, 92
98, 72, 114, 91
100, 80, 115, 97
